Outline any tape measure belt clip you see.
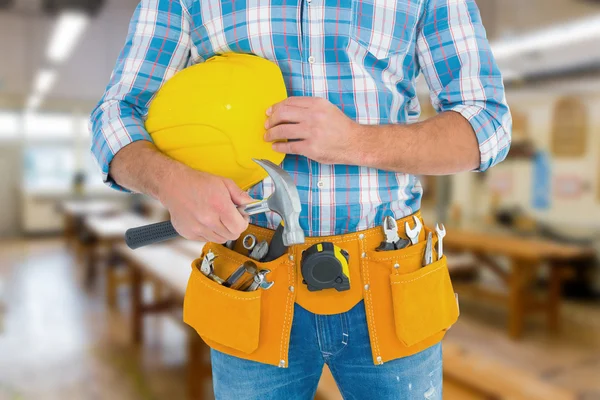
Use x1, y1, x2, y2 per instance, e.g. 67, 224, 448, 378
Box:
300, 242, 351, 292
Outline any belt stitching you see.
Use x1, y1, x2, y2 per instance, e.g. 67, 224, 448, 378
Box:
279, 258, 295, 367
361, 238, 381, 363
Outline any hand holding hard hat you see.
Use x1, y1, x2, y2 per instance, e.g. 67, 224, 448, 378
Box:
146, 52, 288, 190
263, 96, 363, 166
144, 53, 289, 243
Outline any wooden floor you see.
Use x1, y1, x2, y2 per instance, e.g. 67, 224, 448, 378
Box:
0, 239, 598, 400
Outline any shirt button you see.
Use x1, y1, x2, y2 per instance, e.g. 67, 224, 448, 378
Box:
308, 56, 315, 64
317, 180, 324, 188
307, 0, 312, 3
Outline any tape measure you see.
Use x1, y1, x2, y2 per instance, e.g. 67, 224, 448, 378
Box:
301, 242, 350, 292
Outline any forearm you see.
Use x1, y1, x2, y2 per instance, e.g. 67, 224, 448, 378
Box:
356, 111, 480, 175
109, 141, 184, 200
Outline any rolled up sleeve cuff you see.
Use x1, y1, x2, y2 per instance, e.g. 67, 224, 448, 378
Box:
90, 112, 153, 193
450, 104, 512, 172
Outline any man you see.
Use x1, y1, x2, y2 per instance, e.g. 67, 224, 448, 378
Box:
91, 0, 511, 398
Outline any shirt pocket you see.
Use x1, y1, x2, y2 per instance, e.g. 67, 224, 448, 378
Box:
349, 0, 423, 60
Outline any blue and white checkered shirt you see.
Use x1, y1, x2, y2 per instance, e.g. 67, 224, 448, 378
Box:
91, 0, 511, 237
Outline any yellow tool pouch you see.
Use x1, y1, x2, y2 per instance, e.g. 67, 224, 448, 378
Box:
183, 212, 459, 367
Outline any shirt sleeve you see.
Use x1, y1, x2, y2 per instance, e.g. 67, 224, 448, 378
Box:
416, 0, 512, 172
90, 0, 192, 191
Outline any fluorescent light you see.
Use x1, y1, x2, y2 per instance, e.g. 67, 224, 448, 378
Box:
492, 14, 600, 60
47, 11, 90, 64
25, 94, 43, 111
33, 69, 57, 95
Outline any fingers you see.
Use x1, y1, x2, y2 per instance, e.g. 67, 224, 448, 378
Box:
221, 179, 252, 237
172, 218, 229, 243
219, 211, 249, 241
265, 96, 328, 127
265, 105, 306, 129
272, 140, 305, 155
264, 124, 307, 142
222, 179, 254, 206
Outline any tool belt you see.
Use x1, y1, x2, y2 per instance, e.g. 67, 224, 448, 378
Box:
183, 212, 459, 368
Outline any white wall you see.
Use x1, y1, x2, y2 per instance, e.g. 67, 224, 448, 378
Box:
450, 86, 600, 233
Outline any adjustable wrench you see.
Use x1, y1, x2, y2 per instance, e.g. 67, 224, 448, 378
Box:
405, 216, 423, 246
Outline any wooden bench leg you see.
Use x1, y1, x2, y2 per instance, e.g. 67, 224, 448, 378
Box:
187, 332, 209, 400
508, 260, 527, 339
547, 264, 563, 333
84, 241, 98, 289
154, 281, 164, 302
106, 265, 118, 309
131, 265, 144, 345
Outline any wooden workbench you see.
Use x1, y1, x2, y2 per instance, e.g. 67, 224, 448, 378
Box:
116, 243, 210, 400
83, 213, 158, 299
444, 228, 595, 339
59, 200, 125, 255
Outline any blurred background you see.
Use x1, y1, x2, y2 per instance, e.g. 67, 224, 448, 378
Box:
0, 0, 599, 399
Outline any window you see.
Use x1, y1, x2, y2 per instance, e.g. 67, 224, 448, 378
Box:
79, 116, 91, 138
0, 111, 19, 139
84, 151, 109, 189
23, 146, 76, 191
24, 113, 74, 139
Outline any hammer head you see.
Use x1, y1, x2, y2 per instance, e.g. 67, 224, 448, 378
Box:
253, 159, 305, 246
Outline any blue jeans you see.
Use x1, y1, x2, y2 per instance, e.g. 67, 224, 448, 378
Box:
211, 301, 443, 399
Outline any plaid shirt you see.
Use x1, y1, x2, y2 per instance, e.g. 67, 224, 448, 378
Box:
91, 0, 511, 236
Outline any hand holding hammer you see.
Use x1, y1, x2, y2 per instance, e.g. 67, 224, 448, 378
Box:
125, 159, 304, 249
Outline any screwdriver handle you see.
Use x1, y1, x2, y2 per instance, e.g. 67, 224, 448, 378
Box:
125, 221, 180, 249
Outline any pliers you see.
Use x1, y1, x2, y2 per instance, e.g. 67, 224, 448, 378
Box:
376, 216, 411, 251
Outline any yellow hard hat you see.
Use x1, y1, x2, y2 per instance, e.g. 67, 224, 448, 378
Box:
145, 53, 287, 190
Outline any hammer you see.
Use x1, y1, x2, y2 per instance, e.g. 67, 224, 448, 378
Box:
124, 159, 305, 249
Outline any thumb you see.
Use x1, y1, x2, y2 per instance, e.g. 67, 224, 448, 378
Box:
223, 179, 255, 206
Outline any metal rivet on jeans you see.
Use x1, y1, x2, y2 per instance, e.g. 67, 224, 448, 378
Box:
361, 252, 367, 258
376, 356, 383, 364
359, 233, 365, 240
279, 360, 286, 368
394, 263, 400, 269
289, 286, 295, 292
364, 284, 370, 290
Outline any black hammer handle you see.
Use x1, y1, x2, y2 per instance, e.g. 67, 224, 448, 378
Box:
125, 199, 269, 249
125, 221, 180, 249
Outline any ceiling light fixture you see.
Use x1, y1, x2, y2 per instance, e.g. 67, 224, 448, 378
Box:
33, 69, 57, 95
46, 10, 90, 64
492, 14, 600, 60
25, 93, 44, 111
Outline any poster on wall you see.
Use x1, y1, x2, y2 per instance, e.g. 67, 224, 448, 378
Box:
488, 171, 513, 196
550, 96, 588, 158
532, 151, 551, 209
554, 175, 589, 200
